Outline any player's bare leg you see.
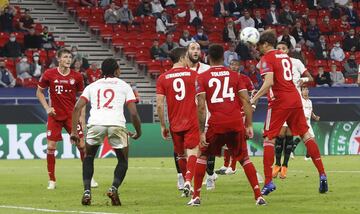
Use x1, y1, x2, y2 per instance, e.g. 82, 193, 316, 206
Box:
188, 155, 207, 206
301, 132, 328, 193
81, 144, 100, 205
46, 140, 57, 190
273, 127, 285, 178
281, 128, 294, 179
261, 137, 277, 195
182, 147, 198, 197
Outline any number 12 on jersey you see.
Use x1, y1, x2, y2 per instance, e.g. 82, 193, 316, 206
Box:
209, 77, 235, 103
97, 88, 115, 109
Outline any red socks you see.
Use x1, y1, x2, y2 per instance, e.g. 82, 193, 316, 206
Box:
304, 138, 326, 175
263, 141, 274, 184
47, 149, 56, 181
241, 159, 262, 199
193, 158, 207, 199
178, 156, 188, 180
185, 155, 197, 182
223, 149, 230, 167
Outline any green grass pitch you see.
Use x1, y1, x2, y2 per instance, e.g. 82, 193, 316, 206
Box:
0, 156, 359, 214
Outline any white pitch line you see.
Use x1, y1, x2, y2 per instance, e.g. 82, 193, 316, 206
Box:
0, 205, 122, 214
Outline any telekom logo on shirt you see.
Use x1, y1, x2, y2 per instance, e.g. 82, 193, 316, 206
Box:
55, 85, 64, 94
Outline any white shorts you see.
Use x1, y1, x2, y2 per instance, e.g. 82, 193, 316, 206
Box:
307, 120, 315, 138
86, 125, 129, 149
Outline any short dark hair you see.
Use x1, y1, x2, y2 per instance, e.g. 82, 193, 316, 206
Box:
258, 29, 277, 47
101, 58, 119, 78
169, 47, 187, 63
208, 44, 224, 63
276, 41, 288, 48
56, 48, 72, 58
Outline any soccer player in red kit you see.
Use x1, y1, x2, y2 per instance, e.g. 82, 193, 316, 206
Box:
188, 44, 266, 206
36, 48, 94, 189
251, 30, 328, 195
156, 47, 199, 197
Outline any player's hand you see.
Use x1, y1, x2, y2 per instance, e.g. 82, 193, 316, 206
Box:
70, 132, 80, 145
315, 115, 320, 121
200, 132, 209, 148
246, 126, 254, 139
161, 126, 171, 140
128, 131, 141, 140
46, 107, 56, 116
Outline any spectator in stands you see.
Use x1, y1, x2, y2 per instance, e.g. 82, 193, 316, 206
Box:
243, 64, 262, 89
319, 0, 335, 9
291, 21, 306, 45
306, 18, 321, 47
265, 4, 279, 25
150, 38, 164, 59
24, 28, 42, 50
192, 27, 209, 52
344, 2, 359, 27
156, 10, 176, 34
160, 33, 179, 58
277, 28, 296, 50
330, 42, 345, 62
80, 0, 98, 7
71, 46, 89, 70
279, 3, 296, 27
151, 0, 164, 18
72, 58, 86, 80
30, 52, 43, 79
339, 15, 351, 35
16, 56, 32, 80
343, 29, 360, 52
100, 0, 111, 7
330, 3, 342, 19
214, 0, 229, 18
300, 8, 311, 26
234, 9, 255, 29
85, 62, 101, 85
306, 0, 318, 10
254, 10, 266, 32
228, 0, 242, 18
313, 35, 329, 59
19, 9, 34, 33
235, 40, 252, 60
223, 19, 238, 43
136, 0, 152, 17
176, 2, 203, 27
0, 5, 16, 33
293, 0, 306, 12
318, 16, 335, 35
343, 54, 358, 81
224, 43, 238, 67
330, 64, 345, 86
118, 1, 134, 27
0, 60, 15, 88
2, 33, 22, 58
40, 26, 56, 50
316, 66, 332, 87
179, 30, 193, 47
104, 3, 120, 24
290, 43, 307, 64
164, 0, 176, 8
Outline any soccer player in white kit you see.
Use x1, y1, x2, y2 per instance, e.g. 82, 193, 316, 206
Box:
272, 42, 314, 179
70, 58, 142, 206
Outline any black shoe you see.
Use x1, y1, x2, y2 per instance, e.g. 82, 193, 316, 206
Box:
81, 190, 91, 206
107, 187, 121, 206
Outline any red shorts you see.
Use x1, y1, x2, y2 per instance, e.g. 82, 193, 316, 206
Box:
263, 107, 309, 140
47, 116, 84, 142
170, 126, 200, 155
202, 127, 249, 161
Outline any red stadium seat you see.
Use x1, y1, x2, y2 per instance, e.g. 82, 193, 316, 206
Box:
112, 33, 126, 47
135, 50, 150, 66
77, 7, 91, 23
147, 60, 162, 77
66, 0, 79, 13
4, 58, 16, 77
91, 7, 104, 18
0, 32, 9, 47
314, 60, 328, 67
88, 16, 104, 30
318, 10, 330, 18
13, 32, 24, 44
99, 24, 114, 39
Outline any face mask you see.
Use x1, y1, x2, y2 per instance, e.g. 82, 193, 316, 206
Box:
197, 33, 203, 36
184, 34, 189, 37
320, 39, 325, 43
335, 43, 340, 47
270, 7, 275, 11
154, 0, 159, 3
348, 6, 353, 10
21, 58, 28, 63
350, 35, 354, 38
324, 19, 329, 22
295, 48, 301, 52
123, 4, 128, 9
72, 51, 78, 56
285, 9, 290, 12
34, 56, 39, 61
10, 37, 16, 42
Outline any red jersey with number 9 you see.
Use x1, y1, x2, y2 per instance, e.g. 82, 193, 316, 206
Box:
156, 67, 199, 132
259, 50, 302, 109
196, 66, 247, 133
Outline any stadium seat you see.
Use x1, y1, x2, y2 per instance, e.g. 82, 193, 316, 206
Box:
0, 32, 9, 47
4, 58, 16, 77
88, 16, 104, 31
314, 60, 328, 67
135, 50, 151, 66
90, 7, 104, 18
147, 60, 162, 77
77, 7, 91, 23
99, 24, 114, 40
13, 32, 24, 44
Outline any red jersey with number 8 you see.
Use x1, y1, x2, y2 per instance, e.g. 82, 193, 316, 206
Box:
156, 67, 199, 132
196, 66, 247, 133
259, 50, 302, 109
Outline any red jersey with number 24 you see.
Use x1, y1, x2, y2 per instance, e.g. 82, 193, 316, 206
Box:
38, 68, 84, 121
196, 66, 247, 133
259, 50, 302, 109
156, 67, 198, 132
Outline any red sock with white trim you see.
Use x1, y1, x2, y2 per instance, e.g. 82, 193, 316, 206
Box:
304, 138, 325, 176
263, 141, 275, 185
192, 158, 207, 199
241, 159, 262, 200
47, 149, 56, 181
185, 155, 197, 182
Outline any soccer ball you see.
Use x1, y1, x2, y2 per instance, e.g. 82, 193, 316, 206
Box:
240, 27, 260, 45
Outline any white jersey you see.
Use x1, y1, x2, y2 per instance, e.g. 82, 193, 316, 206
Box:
80, 77, 136, 127
190, 62, 210, 74
302, 98, 313, 122
290, 57, 307, 93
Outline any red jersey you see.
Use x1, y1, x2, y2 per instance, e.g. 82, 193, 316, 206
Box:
196, 66, 246, 133
156, 67, 198, 132
38, 68, 84, 120
239, 74, 254, 117
259, 50, 302, 109
86, 68, 101, 84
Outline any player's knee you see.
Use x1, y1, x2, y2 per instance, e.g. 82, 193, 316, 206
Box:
302, 132, 312, 142
239, 157, 251, 166
186, 146, 199, 157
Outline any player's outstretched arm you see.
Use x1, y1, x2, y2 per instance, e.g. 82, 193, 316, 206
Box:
70, 97, 87, 144
156, 94, 170, 140
127, 102, 142, 140
250, 73, 274, 105
36, 87, 55, 116
239, 90, 254, 138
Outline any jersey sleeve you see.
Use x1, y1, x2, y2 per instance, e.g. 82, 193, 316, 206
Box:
296, 59, 307, 75
80, 85, 90, 103
237, 74, 247, 92
76, 74, 85, 93
156, 75, 165, 95
38, 70, 49, 89
125, 83, 137, 104
259, 57, 274, 76
196, 74, 206, 94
